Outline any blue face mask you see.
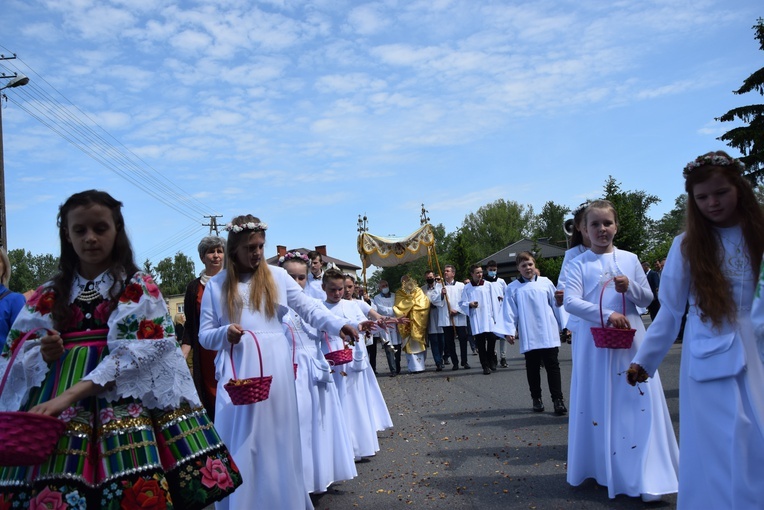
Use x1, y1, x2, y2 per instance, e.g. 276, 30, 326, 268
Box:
487, 270, 497, 278
380, 288, 389, 295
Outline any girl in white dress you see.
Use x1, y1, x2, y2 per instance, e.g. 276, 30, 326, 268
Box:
279, 253, 357, 494
629, 152, 764, 509
555, 202, 591, 338
564, 200, 678, 502
199, 216, 361, 510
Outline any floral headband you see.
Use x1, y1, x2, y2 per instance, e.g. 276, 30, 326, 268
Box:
683, 154, 744, 178
278, 251, 310, 266
224, 221, 268, 234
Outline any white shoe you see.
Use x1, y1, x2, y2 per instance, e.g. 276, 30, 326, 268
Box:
640, 493, 661, 503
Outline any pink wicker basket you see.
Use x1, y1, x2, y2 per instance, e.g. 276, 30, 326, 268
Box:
323, 332, 352, 366
0, 328, 67, 466
590, 278, 636, 349
223, 331, 272, 405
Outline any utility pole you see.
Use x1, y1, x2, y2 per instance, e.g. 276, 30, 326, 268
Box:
203, 214, 223, 235
0, 54, 30, 249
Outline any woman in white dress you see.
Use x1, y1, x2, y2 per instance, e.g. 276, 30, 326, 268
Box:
199, 216, 361, 510
564, 200, 678, 502
279, 252, 357, 494
629, 152, 764, 509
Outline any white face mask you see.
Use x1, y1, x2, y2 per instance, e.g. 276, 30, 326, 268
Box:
380, 287, 389, 295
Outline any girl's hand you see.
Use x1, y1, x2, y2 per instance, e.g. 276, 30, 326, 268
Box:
554, 289, 564, 306
227, 324, 244, 344
29, 394, 72, 417
505, 335, 515, 345
340, 324, 360, 343
40, 331, 64, 363
613, 275, 629, 294
626, 363, 649, 386
607, 312, 631, 329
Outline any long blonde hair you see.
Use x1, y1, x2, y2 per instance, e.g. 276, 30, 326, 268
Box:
222, 215, 278, 322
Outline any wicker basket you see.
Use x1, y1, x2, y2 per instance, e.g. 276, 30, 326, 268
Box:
323, 332, 352, 366
590, 278, 636, 349
0, 328, 67, 466
223, 331, 272, 405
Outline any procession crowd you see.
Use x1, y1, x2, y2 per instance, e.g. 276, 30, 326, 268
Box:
0, 150, 762, 509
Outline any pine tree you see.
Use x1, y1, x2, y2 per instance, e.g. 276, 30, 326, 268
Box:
717, 18, 764, 181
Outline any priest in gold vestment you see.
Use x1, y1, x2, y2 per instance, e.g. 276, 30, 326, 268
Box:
394, 275, 430, 373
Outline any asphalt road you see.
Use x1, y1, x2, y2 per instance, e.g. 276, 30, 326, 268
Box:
313, 319, 681, 510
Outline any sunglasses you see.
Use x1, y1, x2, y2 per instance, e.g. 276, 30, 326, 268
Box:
289, 274, 307, 281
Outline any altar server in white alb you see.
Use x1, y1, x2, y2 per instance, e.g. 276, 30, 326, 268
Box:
630, 152, 764, 509
199, 216, 361, 510
504, 251, 566, 415
278, 252, 357, 495
321, 268, 393, 460
563, 200, 678, 503
460, 264, 509, 375
372, 280, 402, 376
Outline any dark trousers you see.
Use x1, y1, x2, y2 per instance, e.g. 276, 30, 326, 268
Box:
385, 344, 402, 374
367, 341, 378, 373
524, 347, 563, 400
429, 332, 445, 366
443, 325, 469, 366
474, 332, 496, 369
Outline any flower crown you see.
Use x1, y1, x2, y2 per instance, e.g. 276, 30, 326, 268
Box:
278, 251, 310, 266
224, 221, 268, 234
683, 154, 744, 178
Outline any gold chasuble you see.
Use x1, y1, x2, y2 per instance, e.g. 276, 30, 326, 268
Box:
393, 277, 430, 354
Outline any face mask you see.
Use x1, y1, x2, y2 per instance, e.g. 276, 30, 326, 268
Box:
426, 278, 435, 285
380, 287, 389, 295
487, 270, 497, 278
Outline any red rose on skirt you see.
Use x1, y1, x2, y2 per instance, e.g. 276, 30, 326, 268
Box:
137, 320, 164, 339
120, 477, 168, 510
199, 457, 235, 491
28, 487, 65, 510
121, 284, 143, 304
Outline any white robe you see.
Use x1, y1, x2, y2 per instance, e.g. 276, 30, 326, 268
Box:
323, 300, 393, 459
440, 281, 467, 328
564, 248, 679, 499
634, 229, 764, 509
282, 307, 357, 494
373, 292, 400, 345
460, 280, 509, 335
504, 276, 562, 354
557, 244, 588, 330
199, 266, 347, 510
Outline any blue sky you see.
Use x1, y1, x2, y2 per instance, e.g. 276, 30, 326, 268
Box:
0, 0, 761, 276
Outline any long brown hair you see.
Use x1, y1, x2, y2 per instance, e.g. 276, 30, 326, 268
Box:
52, 190, 139, 330
682, 151, 764, 327
222, 215, 278, 322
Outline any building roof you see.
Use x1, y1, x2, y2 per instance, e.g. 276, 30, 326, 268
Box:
477, 238, 567, 280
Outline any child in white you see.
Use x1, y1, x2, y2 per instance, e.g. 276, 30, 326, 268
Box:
321, 269, 393, 460
564, 200, 678, 502
629, 152, 764, 509
504, 252, 566, 414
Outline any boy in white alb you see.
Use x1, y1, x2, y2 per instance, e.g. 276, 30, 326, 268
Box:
460, 264, 508, 375
504, 251, 566, 414
440, 265, 471, 369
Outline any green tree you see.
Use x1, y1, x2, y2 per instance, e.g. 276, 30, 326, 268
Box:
142, 259, 157, 281
642, 194, 687, 265
602, 176, 660, 258
154, 252, 195, 296
8, 249, 59, 292
717, 18, 764, 181
532, 201, 571, 247
460, 199, 533, 263
531, 240, 564, 285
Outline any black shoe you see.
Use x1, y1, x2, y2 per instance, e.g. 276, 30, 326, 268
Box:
533, 398, 544, 412
436, 365, 443, 372
483, 367, 491, 375
553, 399, 567, 415
452, 364, 459, 371
443, 359, 450, 366
462, 364, 471, 369
500, 358, 508, 368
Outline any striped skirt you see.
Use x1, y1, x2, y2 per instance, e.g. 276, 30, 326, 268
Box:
0, 329, 240, 509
